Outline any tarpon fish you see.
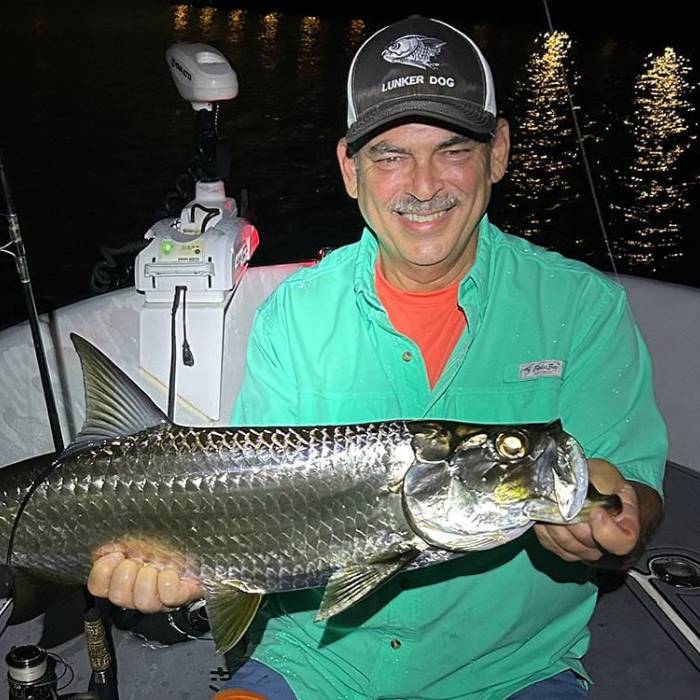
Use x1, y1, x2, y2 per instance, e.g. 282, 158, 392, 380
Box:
0, 335, 620, 653
382, 35, 445, 70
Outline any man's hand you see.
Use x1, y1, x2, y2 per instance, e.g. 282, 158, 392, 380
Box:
533, 459, 661, 569
87, 546, 203, 614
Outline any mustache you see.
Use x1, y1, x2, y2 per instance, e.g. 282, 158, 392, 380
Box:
390, 194, 459, 215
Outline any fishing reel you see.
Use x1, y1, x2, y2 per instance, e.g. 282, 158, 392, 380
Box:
6, 645, 58, 699
4, 607, 118, 700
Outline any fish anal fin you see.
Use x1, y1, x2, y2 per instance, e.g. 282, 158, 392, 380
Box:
316, 549, 420, 622
204, 582, 263, 655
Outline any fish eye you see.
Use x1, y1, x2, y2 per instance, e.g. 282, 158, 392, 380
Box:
495, 432, 529, 460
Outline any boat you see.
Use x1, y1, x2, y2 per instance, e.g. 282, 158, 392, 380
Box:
1, 37, 698, 700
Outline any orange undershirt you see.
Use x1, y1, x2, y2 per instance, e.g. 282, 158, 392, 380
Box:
375, 264, 467, 389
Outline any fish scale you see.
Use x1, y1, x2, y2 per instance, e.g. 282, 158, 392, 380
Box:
4, 422, 416, 594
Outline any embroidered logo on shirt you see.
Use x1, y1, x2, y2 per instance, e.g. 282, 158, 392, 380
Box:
519, 360, 563, 380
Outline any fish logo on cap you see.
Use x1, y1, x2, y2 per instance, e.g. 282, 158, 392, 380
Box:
382, 34, 446, 70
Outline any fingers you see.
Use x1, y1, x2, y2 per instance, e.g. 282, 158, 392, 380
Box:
158, 569, 203, 608
535, 481, 642, 563
589, 486, 640, 556
587, 459, 626, 494
132, 564, 162, 614
87, 553, 203, 613
107, 558, 144, 609
534, 522, 603, 563
87, 552, 125, 598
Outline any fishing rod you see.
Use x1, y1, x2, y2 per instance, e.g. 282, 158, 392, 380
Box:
541, 0, 619, 277
0, 147, 65, 453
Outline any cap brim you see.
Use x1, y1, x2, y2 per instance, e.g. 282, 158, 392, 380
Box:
345, 97, 497, 152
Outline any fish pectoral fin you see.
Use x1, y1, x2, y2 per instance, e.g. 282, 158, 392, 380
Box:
204, 582, 263, 655
316, 549, 421, 622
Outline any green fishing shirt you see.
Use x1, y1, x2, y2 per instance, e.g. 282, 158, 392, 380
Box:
231, 216, 667, 700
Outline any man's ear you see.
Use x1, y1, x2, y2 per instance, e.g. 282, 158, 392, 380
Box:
337, 137, 359, 199
489, 118, 510, 184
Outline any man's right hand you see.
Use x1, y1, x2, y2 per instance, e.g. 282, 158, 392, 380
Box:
87, 551, 204, 614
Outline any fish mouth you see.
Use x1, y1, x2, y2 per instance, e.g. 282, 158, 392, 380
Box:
553, 432, 588, 520
524, 429, 588, 523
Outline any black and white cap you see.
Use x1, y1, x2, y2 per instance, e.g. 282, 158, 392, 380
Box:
345, 16, 497, 152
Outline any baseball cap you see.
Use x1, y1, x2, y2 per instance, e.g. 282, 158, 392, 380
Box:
345, 16, 497, 152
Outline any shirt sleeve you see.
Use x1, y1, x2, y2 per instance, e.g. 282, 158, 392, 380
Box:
230, 292, 299, 426
558, 285, 668, 496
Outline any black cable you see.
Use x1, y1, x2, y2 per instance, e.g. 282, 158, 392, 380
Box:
167, 287, 184, 421
181, 287, 194, 367
89, 240, 149, 293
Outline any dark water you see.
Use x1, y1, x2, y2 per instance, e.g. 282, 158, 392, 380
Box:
1, 2, 698, 329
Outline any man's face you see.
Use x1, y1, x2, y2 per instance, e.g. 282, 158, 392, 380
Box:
337, 121, 509, 288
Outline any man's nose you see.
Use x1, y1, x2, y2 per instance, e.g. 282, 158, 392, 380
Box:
407, 157, 443, 201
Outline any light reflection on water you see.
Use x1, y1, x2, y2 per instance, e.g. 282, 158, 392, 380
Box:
1, 7, 698, 327
258, 13, 280, 72
346, 19, 367, 51
615, 48, 695, 270
172, 4, 190, 34
298, 16, 322, 77
502, 30, 696, 274
506, 32, 581, 243
197, 6, 217, 36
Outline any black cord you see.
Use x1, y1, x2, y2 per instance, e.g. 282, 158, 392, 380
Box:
181, 287, 194, 367
89, 240, 149, 294
167, 287, 184, 420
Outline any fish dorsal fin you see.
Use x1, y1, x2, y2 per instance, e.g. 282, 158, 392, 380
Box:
316, 549, 420, 621
68, 334, 169, 453
204, 582, 263, 654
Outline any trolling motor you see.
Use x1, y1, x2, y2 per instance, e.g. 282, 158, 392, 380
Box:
135, 43, 259, 422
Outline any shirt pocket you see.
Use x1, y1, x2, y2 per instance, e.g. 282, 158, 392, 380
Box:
435, 378, 563, 425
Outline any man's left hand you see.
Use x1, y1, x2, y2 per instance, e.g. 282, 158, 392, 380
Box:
533, 459, 641, 565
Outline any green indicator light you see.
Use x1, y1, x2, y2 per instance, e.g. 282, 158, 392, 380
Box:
161, 241, 173, 254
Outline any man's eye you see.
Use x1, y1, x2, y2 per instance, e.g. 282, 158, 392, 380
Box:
443, 148, 471, 158
374, 155, 404, 167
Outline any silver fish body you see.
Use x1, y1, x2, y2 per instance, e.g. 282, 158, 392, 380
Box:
0, 336, 605, 652
1, 422, 419, 592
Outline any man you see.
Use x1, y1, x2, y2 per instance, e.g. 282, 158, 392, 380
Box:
89, 16, 666, 699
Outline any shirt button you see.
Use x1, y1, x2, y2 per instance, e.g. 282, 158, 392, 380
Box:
401, 351, 413, 362
390, 639, 402, 649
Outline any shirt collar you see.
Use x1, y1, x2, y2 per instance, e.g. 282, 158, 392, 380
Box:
353, 214, 495, 316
